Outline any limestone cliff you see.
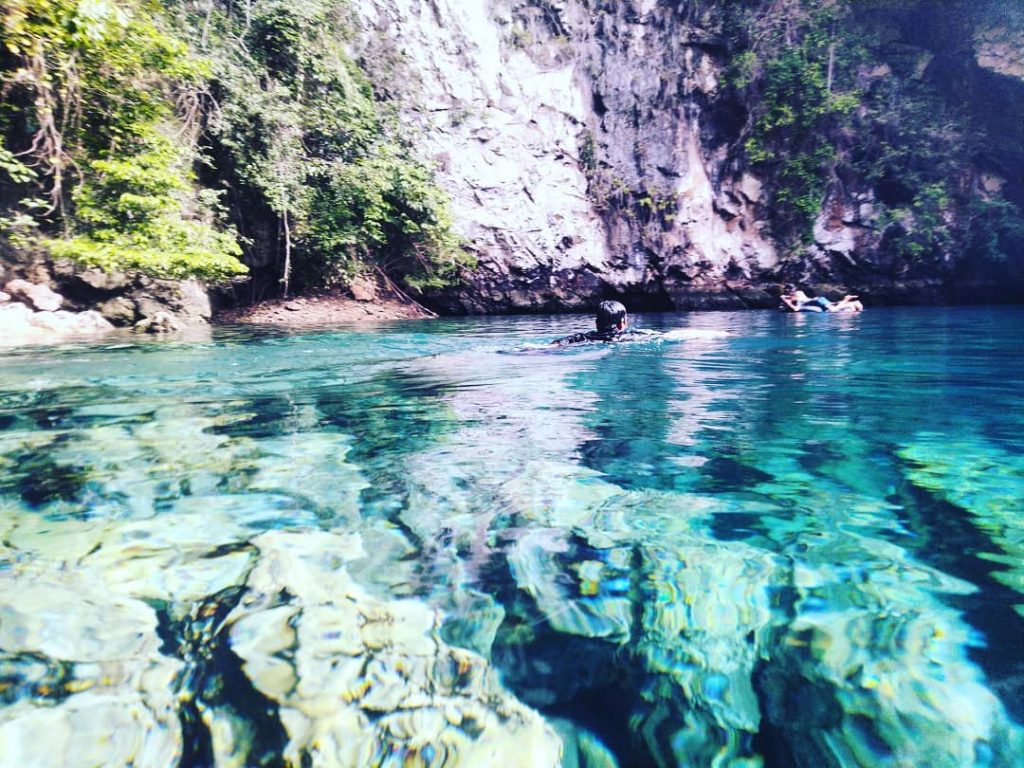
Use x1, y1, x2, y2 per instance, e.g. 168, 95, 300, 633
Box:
350, 0, 776, 312
2, 0, 1020, 320
348, 0, 1024, 313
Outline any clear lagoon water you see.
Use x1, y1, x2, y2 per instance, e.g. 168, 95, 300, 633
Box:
0, 306, 1022, 767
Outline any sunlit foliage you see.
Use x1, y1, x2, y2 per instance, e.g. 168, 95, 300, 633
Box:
0, 0, 466, 290
181, 0, 468, 294
1, 0, 246, 280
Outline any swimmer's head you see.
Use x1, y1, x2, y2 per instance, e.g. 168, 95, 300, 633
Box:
595, 300, 628, 331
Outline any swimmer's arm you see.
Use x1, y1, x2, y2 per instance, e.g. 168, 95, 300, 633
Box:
552, 332, 588, 345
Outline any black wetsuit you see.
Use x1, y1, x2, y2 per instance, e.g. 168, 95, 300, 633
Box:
553, 328, 656, 345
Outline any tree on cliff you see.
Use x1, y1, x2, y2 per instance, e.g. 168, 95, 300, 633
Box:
727, 0, 1024, 281
0, 0, 468, 297
0, 0, 246, 280
194, 0, 469, 298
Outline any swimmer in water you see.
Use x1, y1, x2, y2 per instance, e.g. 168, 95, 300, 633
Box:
780, 286, 863, 313
552, 300, 656, 345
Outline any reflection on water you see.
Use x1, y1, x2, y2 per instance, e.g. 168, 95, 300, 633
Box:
1, 307, 1023, 767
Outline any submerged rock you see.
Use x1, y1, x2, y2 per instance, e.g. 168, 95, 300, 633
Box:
508, 528, 634, 643
634, 542, 784, 766
0, 408, 367, 528
0, 691, 181, 768
898, 434, 1024, 610
479, 432, 1024, 767
225, 529, 564, 767
550, 718, 622, 768
760, 558, 1023, 768
0, 571, 182, 768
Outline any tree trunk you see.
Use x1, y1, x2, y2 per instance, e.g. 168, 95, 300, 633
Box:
827, 42, 835, 93
282, 208, 292, 298
826, 21, 836, 94
200, 0, 214, 49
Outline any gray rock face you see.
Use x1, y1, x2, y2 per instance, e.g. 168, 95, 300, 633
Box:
133, 278, 212, 327
351, 0, 778, 313
348, 1, 1024, 312
63, 267, 133, 295
3, 252, 216, 337
134, 311, 184, 335
3, 279, 64, 312
98, 295, 138, 326
975, 21, 1024, 81
0, 302, 114, 345
351, 0, 609, 313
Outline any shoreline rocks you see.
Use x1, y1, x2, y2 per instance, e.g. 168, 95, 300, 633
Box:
0, 259, 219, 344
0, 285, 115, 345
3, 279, 64, 312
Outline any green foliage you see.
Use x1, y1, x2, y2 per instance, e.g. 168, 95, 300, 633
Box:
963, 196, 1024, 265
579, 130, 597, 174
837, 7, 1005, 271
635, 190, 677, 226
49, 218, 244, 280
849, 73, 961, 198
0, 197, 46, 249
3, 0, 208, 163
727, 0, 1024, 279
197, 0, 468, 293
0, 147, 36, 185
731, 1, 863, 236
879, 183, 952, 263
728, 51, 759, 90
2, 0, 463, 292
305, 150, 462, 288
0, 147, 43, 246
49, 133, 245, 280
0, 0, 246, 281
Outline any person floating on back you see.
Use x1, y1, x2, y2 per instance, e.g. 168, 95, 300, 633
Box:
553, 300, 655, 345
780, 286, 863, 313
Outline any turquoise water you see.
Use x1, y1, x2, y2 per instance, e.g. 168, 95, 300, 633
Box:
0, 306, 1022, 767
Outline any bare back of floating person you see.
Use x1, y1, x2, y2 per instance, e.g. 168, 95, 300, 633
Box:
780, 286, 864, 313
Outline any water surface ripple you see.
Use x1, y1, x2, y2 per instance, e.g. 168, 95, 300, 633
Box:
0, 306, 1021, 767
